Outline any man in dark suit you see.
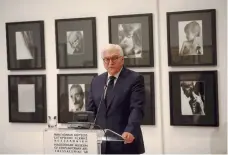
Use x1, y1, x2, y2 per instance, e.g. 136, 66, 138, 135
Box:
86, 44, 145, 154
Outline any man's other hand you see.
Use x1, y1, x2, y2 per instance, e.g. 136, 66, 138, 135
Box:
122, 132, 135, 144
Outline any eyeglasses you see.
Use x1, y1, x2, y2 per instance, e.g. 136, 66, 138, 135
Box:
103, 56, 121, 64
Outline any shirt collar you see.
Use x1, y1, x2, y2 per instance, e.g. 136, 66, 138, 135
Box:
108, 67, 123, 80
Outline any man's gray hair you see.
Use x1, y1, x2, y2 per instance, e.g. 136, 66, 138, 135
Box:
101, 44, 124, 58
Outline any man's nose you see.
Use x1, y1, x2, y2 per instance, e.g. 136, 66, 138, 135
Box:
109, 59, 115, 64
109, 62, 114, 66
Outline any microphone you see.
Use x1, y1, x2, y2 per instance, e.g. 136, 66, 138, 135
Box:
91, 84, 108, 128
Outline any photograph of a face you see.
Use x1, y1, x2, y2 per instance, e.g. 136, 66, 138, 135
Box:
55, 17, 97, 68
57, 74, 97, 123
178, 20, 203, 56
167, 9, 217, 66
180, 81, 205, 116
109, 13, 154, 67
66, 31, 84, 55
118, 23, 142, 58
6, 21, 45, 70
68, 84, 85, 112
169, 71, 219, 126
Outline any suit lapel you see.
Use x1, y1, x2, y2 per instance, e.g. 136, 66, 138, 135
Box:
95, 73, 108, 114
100, 72, 108, 100
106, 67, 127, 112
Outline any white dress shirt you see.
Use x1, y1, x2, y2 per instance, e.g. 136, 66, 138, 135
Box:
107, 67, 123, 86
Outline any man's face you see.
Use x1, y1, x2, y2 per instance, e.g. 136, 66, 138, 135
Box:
185, 31, 195, 41
68, 33, 82, 50
103, 50, 124, 75
70, 87, 84, 107
181, 82, 194, 97
120, 35, 134, 56
182, 87, 192, 97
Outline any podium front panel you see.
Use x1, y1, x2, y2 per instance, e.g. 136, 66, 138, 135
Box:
43, 128, 103, 154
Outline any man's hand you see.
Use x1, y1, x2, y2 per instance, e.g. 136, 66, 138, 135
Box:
122, 132, 135, 144
192, 92, 205, 115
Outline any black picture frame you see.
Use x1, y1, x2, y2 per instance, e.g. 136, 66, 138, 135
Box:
6, 21, 46, 70
108, 13, 154, 67
169, 71, 219, 126
138, 72, 155, 125
57, 73, 97, 123
8, 75, 47, 123
55, 17, 97, 69
167, 9, 217, 66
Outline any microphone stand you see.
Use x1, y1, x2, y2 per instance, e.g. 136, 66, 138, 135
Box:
90, 85, 107, 129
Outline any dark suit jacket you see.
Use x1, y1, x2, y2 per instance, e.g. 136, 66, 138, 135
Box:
86, 67, 145, 154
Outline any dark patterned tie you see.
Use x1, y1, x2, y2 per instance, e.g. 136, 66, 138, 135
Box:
105, 76, 116, 107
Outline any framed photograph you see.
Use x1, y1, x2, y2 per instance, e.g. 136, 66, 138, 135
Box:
108, 13, 154, 67
169, 71, 219, 126
57, 73, 97, 123
8, 75, 47, 123
55, 17, 97, 68
167, 9, 217, 66
138, 72, 155, 125
6, 21, 45, 70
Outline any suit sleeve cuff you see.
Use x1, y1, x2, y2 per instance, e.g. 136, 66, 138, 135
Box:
124, 124, 138, 138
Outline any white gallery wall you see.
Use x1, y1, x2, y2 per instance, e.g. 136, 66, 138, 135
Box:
0, 0, 226, 154
158, 0, 227, 154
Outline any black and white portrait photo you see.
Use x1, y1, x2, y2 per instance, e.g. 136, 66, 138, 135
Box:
167, 9, 217, 66
169, 71, 219, 126
178, 20, 203, 56
68, 84, 85, 112
16, 31, 35, 60
66, 31, 84, 55
118, 23, 142, 58
6, 21, 46, 70
55, 17, 97, 68
57, 74, 97, 123
109, 13, 154, 67
180, 81, 205, 116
